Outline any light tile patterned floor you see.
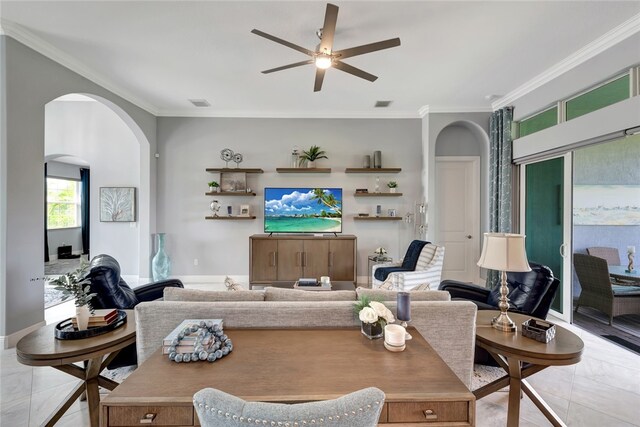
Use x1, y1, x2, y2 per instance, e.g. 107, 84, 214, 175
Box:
1, 301, 639, 426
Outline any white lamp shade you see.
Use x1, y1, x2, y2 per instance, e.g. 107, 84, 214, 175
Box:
477, 233, 532, 272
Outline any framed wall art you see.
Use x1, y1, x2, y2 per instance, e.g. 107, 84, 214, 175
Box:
100, 187, 136, 222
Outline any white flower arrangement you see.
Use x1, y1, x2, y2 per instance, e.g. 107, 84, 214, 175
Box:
374, 247, 387, 256
355, 297, 395, 325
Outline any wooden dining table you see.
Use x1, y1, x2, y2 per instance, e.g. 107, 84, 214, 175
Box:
609, 265, 640, 284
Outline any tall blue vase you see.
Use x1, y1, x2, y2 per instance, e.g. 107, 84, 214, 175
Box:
152, 233, 171, 281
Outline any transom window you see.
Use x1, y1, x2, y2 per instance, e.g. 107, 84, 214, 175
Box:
47, 178, 81, 229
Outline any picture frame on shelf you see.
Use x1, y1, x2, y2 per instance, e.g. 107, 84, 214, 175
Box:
240, 204, 250, 217
220, 172, 247, 192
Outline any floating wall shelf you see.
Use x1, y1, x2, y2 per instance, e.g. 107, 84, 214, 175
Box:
276, 168, 332, 173
206, 168, 264, 174
354, 216, 403, 221
345, 168, 401, 173
205, 216, 257, 220
353, 192, 403, 197
205, 192, 256, 196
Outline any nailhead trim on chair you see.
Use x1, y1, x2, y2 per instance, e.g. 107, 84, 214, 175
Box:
194, 399, 382, 425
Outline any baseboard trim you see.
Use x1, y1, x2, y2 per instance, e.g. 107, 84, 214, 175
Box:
174, 275, 368, 287
1, 320, 47, 349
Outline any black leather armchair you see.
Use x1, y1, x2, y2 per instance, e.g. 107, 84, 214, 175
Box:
86, 254, 184, 368
438, 262, 559, 320
439, 262, 559, 365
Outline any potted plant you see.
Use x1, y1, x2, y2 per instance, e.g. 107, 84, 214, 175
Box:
299, 145, 328, 168
387, 181, 398, 193
208, 181, 220, 193
49, 261, 97, 330
354, 295, 395, 339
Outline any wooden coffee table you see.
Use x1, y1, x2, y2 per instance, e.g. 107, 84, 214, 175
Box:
100, 328, 475, 426
16, 310, 136, 427
474, 311, 584, 427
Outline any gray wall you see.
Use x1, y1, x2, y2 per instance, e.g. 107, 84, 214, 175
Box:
46, 101, 141, 273
1, 36, 156, 338
156, 117, 422, 279
572, 136, 640, 296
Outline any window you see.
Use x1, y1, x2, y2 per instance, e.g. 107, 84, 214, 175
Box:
566, 74, 630, 121
518, 106, 558, 138
47, 178, 81, 229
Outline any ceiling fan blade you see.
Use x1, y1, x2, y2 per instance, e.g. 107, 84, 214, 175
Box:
251, 29, 315, 56
333, 61, 378, 82
262, 60, 314, 74
319, 3, 339, 54
333, 38, 401, 59
314, 68, 326, 92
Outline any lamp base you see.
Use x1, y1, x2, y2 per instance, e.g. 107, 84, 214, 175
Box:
491, 312, 517, 332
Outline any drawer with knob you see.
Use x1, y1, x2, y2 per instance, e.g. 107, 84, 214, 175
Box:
107, 405, 193, 426
387, 401, 470, 423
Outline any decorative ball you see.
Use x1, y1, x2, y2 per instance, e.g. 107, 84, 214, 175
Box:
222, 347, 229, 356
215, 350, 223, 358
199, 351, 208, 361
183, 353, 191, 363
169, 352, 177, 361
207, 353, 217, 362
175, 353, 183, 363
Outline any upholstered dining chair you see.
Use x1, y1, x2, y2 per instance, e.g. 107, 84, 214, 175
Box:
193, 387, 385, 427
371, 240, 445, 291
586, 247, 621, 266
86, 254, 184, 368
573, 253, 640, 325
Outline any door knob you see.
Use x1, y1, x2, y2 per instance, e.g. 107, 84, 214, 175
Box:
466, 235, 472, 239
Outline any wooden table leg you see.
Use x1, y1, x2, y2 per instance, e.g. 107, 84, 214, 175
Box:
522, 379, 567, 427
42, 381, 85, 427
506, 357, 522, 427
85, 356, 104, 427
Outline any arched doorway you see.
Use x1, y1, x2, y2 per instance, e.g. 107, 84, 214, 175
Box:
44, 93, 151, 284
434, 121, 489, 282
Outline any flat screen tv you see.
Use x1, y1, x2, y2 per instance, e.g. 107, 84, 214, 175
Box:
264, 187, 342, 234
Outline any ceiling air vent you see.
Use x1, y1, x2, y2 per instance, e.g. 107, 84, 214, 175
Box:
374, 100, 392, 108
189, 99, 211, 107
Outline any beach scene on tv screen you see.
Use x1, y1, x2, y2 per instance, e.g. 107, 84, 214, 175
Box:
265, 188, 342, 233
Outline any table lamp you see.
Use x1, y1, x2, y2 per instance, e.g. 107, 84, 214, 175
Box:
477, 233, 531, 332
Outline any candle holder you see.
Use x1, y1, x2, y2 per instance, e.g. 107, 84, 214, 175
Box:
396, 292, 412, 340
627, 252, 635, 273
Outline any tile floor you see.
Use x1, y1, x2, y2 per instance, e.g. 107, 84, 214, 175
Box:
2, 297, 639, 426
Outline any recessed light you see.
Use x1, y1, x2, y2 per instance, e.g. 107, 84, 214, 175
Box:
189, 99, 211, 107
374, 100, 393, 108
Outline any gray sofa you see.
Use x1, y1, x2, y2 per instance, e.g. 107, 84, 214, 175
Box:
134, 287, 477, 389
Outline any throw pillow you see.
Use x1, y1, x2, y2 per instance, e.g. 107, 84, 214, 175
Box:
163, 287, 265, 302
356, 287, 450, 301
193, 387, 385, 427
264, 287, 356, 301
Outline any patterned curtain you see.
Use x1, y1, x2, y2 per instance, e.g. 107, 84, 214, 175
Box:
487, 106, 514, 287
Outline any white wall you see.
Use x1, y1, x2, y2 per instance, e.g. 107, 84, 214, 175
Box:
45, 101, 140, 273
157, 117, 422, 281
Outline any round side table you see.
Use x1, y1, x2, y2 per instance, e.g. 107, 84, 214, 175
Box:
16, 310, 136, 427
368, 255, 393, 287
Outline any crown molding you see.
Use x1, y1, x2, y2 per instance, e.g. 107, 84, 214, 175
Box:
418, 105, 430, 117
428, 106, 493, 114
156, 108, 422, 119
0, 19, 159, 115
492, 13, 640, 110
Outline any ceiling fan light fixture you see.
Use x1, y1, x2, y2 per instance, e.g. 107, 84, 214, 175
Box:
315, 54, 332, 69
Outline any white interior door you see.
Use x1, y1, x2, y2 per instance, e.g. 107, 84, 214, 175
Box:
435, 157, 480, 282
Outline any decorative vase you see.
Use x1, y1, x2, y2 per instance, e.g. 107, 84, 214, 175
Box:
361, 322, 384, 340
307, 160, 316, 168
209, 186, 214, 192
152, 233, 171, 281
75, 305, 90, 331
373, 150, 382, 168
389, 188, 397, 193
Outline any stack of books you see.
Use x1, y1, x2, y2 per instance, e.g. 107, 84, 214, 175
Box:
72, 309, 119, 328
162, 319, 223, 355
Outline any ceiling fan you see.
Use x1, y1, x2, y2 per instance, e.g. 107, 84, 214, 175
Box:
251, 3, 401, 92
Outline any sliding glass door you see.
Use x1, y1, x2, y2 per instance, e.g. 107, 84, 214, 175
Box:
521, 154, 572, 321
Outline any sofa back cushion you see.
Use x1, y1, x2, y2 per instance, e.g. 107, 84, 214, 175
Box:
356, 287, 450, 302
163, 287, 265, 302
264, 287, 356, 301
